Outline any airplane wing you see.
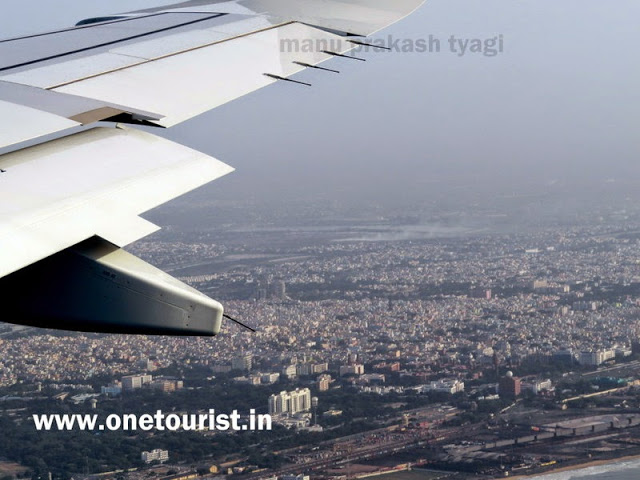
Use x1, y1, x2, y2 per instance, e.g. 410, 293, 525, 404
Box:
0, 0, 425, 336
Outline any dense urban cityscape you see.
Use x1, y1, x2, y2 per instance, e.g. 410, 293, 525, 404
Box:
4, 196, 640, 480
1, 0, 639, 476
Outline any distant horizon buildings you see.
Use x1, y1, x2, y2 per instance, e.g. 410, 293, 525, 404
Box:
255, 279, 287, 301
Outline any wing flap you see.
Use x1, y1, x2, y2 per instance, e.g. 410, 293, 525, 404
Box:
51, 22, 351, 127
96, 215, 160, 248
0, 81, 162, 147
0, 126, 233, 278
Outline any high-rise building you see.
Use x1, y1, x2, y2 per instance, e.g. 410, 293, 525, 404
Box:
268, 388, 312, 415
268, 392, 288, 415
312, 362, 328, 374
339, 364, 364, 376
271, 280, 286, 300
317, 374, 331, 392
255, 279, 286, 300
122, 374, 152, 391
122, 375, 141, 390
295, 362, 328, 376
289, 388, 311, 413
498, 372, 521, 399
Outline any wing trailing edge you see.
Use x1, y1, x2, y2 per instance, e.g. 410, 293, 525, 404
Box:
0, 125, 233, 280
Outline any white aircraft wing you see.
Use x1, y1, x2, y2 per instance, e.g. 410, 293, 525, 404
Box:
0, 0, 425, 335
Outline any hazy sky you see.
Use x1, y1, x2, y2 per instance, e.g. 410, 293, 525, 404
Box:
2, 0, 639, 208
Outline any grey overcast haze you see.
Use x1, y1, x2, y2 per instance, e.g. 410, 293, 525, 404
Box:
2, 0, 640, 225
